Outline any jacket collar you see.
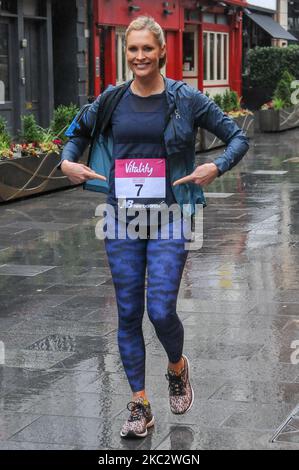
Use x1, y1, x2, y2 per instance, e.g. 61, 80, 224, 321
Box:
163, 76, 185, 108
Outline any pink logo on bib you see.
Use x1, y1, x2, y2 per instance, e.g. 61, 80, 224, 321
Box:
116, 159, 165, 178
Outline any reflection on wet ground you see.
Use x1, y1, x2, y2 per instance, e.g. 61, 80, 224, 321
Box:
0, 129, 299, 449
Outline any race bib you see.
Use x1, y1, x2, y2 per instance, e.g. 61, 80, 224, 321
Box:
115, 158, 166, 199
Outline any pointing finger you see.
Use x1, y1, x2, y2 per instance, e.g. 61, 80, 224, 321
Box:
172, 174, 194, 186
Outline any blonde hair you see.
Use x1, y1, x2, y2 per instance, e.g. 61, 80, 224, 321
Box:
125, 16, 167, 69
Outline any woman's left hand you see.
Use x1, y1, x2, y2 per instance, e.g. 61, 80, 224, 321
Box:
173, 163, 219, 187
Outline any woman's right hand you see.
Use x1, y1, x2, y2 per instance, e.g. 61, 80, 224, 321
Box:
60, 160, 107, 185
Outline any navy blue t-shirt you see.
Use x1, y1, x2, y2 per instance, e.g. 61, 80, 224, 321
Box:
108, 87, 176, 221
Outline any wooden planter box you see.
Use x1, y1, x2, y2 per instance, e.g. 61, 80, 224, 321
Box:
0, 152, 83, 203
259, 104, 299, 132
196, 114, 255, 153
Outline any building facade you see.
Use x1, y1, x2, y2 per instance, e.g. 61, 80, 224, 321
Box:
0, 0, 91, 136
243, 0, 297, 50
0, 0, 246, 136
288, 0, 299, 40
92, 0, 246, 98
0, 0, 54, 134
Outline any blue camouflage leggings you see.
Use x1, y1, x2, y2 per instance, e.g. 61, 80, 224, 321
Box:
104, 219, 189, 392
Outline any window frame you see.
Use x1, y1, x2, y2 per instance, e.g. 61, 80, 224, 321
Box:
203, 29, 229, 86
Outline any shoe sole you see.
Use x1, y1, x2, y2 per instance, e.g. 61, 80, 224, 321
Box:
170, 354, 194, 415
120, 416, 155, 439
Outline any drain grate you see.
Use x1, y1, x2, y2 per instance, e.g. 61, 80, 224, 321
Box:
271, 405, 299, 443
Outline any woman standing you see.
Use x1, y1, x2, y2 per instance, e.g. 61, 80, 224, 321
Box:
60, 16, 249, 439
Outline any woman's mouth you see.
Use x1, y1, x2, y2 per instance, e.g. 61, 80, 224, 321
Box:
134, 63, 151, 70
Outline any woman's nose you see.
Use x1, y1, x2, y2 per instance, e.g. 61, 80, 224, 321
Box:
136, 49, 145, 60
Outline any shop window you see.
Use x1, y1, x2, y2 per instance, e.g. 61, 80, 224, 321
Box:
0, 23, 10, 101
203, 13, 215, 24
184, 9, 200, 22
183, 26, 198, 76
203, 31, 228, 85
0, 0, 17, 14
203, 13, 228, 25
216, 14, 228, 25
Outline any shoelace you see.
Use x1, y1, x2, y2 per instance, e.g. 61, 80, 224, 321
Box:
127, 401, 147, 422
165, 372, 185, 396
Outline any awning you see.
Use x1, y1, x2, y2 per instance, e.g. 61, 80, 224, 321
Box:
245, 9, 298, 41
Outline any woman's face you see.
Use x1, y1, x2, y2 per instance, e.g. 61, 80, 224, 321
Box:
126, 29, 165, 79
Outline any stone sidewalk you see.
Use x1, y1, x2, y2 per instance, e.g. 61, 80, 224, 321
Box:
0, 129, 299, 449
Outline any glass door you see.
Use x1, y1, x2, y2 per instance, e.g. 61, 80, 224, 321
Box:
23, 19, 42, 123
183, 25, 198, 89
0, 19, 15, 133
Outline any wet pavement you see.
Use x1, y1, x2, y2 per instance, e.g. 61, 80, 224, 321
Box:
0, 128, 299, 450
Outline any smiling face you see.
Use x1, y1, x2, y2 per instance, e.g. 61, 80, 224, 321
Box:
126, 29, 166, 80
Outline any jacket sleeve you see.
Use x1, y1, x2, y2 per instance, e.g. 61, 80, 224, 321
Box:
192, 90, 249, 176
58, 94, 102, 168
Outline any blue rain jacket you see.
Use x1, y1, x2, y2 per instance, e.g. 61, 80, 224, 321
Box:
60, 77, 249, 216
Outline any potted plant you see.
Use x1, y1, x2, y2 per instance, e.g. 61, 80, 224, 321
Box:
0, 104, 87, 203
259, 71, 299, 132
196, 90, 254, 152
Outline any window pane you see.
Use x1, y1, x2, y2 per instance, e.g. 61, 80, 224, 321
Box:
217, 34, 221, 80
23, 0, 46, 17
216, 14, 228, 25
203, 14, 215, 24
189, 10, 200, 21
185, 10, 201, 22
23, 0, 38, 16
183, 32, 195, 72
0, 23, 10, 101
209, 33, 214, 80
0, 1, 17, 14
203, 32, 207, 81
224, 34, 227, 80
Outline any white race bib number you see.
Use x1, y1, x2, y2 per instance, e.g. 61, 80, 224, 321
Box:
115, 158, 166, 199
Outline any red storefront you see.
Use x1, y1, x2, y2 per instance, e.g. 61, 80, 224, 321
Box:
92, 0, 246, 97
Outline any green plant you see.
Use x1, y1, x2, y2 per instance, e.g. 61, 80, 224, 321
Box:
50, 104, 79, 142
272, 97, 285, 110
222, 89, 234, 113
0, 116, 11, 146
205, 91, 210, 99
247, 45, 299, 93
213, 93, 223, 109
230, 90, 241, 111
20, 114, 44, 143
0, 134, 12, 159
273, 70, 295, 107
